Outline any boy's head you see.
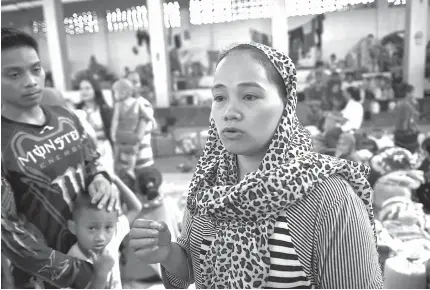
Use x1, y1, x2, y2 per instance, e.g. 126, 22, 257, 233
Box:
1, 28, 45, 110
68, 194, 118, 254
404, 83, 415, 99
112, 78, 135, 102
127, 71, 142, 88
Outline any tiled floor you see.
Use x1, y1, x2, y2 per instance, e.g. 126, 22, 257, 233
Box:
121, 166, 193, 289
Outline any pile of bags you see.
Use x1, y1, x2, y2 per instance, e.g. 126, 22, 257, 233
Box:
368, 143, 430, 288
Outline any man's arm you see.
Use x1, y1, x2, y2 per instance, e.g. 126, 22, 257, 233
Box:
1, 175, 93, 289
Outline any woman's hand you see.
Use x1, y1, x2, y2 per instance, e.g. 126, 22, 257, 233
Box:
88, 174, 118, 211
129, 219, 172, 264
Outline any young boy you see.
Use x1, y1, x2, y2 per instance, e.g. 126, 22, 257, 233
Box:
67, 175, 142, 289
111, 79, 156, 184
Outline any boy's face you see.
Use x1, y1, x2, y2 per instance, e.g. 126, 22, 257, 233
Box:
114, 89, 129, 102
1, 46, 45, 109
70, 208, 118, 254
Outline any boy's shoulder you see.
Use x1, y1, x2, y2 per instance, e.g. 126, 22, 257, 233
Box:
67, 243, 92, 262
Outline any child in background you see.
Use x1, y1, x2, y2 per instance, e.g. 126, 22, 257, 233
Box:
110, 79, 157, 185
67, 175, 142, 289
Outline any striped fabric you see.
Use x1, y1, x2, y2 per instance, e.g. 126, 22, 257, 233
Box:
162, 175, 383, 289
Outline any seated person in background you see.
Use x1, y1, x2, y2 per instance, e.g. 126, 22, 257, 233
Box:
342, 72, 358, 90
335, 131, 356, 160
295, 92, 314, 127
394, 84, 420, 153
337, 86, 364, 133
68, 175, 142, 289
313, 87, 363, 154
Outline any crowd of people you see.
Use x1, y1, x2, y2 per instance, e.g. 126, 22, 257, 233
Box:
1, 27, 430, 289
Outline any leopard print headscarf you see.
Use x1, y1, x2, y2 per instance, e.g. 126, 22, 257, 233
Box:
187, 43, 375, 289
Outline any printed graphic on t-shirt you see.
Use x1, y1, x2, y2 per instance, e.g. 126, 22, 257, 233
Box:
5, 115, 86, 211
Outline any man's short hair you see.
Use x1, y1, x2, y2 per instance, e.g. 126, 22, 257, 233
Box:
1, 27, 39, 53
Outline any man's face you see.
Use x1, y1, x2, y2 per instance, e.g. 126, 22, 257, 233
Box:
1, 46, 45, 109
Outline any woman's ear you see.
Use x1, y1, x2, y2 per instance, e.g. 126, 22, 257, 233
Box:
68, 220, 77, 235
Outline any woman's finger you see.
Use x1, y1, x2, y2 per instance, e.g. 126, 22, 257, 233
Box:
133, 246, 159, 257
132, 219, 162, 229
129, 228, 160, 239
129, 238, 159, 250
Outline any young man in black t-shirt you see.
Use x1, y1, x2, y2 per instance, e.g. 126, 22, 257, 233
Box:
1, 28, 119, 288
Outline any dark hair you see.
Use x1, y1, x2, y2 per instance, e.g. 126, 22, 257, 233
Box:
346, 86, 360, 102
217, 44, 287, 102
330, 53, 336, 59
331, 91, 348, 110
72, 193, 99, 220
76, 76, 108, 109
315, 61, 325, 68
1, 27, 39, 53
297, 92, 305, 103
75, 76, 113, 144
404, 83, 414, 94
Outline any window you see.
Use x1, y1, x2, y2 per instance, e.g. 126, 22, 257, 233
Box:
32, 11, 99, 35
106, 2, 181, 32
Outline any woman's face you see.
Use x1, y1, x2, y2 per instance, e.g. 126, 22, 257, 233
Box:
79, 80, 95, 102
211, 51, 284, 157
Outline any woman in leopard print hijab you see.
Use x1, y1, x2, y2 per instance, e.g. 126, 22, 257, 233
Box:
130, 43, 382, 289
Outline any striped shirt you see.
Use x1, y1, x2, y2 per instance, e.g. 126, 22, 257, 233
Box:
161, 175, 383, 289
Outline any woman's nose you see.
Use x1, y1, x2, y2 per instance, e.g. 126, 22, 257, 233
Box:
223, 101, 242, 121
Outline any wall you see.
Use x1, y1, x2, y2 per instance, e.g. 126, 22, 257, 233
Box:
2, 4, 429, 76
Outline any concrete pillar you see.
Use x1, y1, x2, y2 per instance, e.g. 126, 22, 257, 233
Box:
42, 0, 71, 91
403, 0, 428, 99
271, 0, 288, 54
375, 0, 389, 39
147, 0, 171, 108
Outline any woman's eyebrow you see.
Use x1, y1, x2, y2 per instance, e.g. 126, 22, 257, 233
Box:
212, 82, 265, 90
237, 82, 265, 90
213, 83, 226, 89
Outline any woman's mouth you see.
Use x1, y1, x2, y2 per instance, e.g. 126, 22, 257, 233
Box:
221, 128, 244, 139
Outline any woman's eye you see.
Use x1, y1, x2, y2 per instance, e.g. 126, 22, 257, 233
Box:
243, 94, 257, 101
33, 67, 41, 74
213, 95, 225, 102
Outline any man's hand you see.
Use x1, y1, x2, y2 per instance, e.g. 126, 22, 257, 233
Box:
88, 174, 119, 211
